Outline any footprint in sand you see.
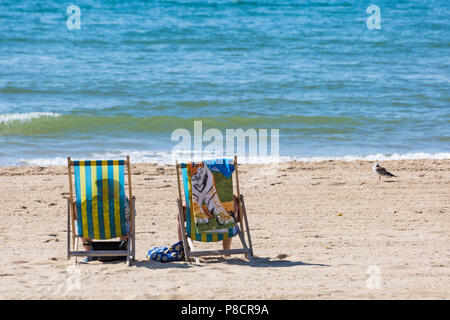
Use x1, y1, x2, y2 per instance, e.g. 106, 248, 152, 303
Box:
276, 254, 288, 259
43, 238, 59, 243
30, 261, 54, 266
390, 265, 409, 270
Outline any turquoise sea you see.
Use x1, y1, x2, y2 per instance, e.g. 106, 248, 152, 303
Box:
0, 0, 449, 165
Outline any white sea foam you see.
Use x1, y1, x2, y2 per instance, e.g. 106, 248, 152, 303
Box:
0, 112, 61, 124
19, 157, 69, 166
18, 151, 173, 167
291, 152, 450, 162
16, 151, 450, 167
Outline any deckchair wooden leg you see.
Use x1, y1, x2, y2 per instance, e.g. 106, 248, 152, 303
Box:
125, 235, 132, 266
177, 199, 191, 263
187, 238, 201, 265
237, 229, 253, 263
126, 250, 131, 266
67, 199, 71, 260
132, 197, 136, 262
74, 237, 79, 265
240, 195, 254, 257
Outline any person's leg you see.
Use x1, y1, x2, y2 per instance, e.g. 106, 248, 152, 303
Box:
222, 238, 232, 258
82, 238, 91, 251
80, 238, 96, 263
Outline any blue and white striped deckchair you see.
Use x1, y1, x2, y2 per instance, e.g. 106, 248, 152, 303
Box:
66, 156, 136, 265
175, 156, 253, 263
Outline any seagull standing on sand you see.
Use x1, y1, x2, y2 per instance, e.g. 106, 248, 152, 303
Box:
373, 163, 396, 182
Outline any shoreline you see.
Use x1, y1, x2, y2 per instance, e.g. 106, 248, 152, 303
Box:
1, 159, 449, 299
2, 151, 450, 168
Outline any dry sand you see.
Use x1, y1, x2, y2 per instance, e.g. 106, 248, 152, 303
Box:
0, 159, 449, 299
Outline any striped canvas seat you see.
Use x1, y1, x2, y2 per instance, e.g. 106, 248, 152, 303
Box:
181, 159, 239, 242
73, 160, 127, 240
67, 156, 136, 265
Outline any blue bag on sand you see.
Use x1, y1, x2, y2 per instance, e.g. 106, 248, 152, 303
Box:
146, 241, 185, 263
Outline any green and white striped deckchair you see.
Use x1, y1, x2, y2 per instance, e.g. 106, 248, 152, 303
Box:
66, 156, 136, 265
176, 156, 253, 263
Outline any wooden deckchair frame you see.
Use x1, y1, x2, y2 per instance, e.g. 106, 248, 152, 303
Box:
66, 156, 136, 266
176, 156, 254, 263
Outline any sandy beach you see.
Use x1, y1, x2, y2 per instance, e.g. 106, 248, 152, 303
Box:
0, 159, 449, 299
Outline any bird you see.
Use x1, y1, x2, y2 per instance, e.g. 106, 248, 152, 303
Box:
373, 163, 396, 182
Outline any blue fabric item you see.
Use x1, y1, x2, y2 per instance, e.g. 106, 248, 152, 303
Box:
146, 241, 185, 263
204, 159, 234, 178
81, 256, 96, 263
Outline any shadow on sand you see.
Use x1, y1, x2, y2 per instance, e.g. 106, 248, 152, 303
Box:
133, 260, 194, 269
203, 256, 330, 267
132, 256, 330, 269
